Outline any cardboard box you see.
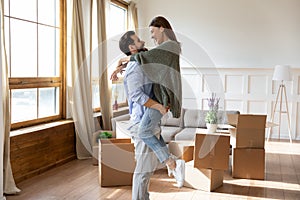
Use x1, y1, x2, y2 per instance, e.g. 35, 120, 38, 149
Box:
227, 113, 239, 127
232, 148, 265, 180
228, 114, 267, 148
92, 130, 116, 165
98, 138, 136, 186
184, 161, 224, 192
168, 140, 194, 162
194, 132, 230, 170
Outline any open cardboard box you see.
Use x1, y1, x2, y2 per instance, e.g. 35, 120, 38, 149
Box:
227, 114, 267, 148
194, 132, 230, 170
98, 138, 135, 187
92, 130, 116, 165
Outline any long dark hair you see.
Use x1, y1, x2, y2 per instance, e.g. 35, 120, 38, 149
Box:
149, 16, 180, 45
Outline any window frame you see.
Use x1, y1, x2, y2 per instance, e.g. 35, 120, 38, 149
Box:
109, 0, 128, 109
6, 0, 67, 130
92, 0, 128, 112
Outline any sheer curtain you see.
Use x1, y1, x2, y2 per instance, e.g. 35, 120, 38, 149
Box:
97, 0, 112, 130
0, 0, 20, 198
70, 0, 95, 158
69, 0, 112, 158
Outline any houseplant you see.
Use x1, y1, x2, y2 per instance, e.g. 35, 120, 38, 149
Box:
97, 131, 113, 141
205, 93, 220, 133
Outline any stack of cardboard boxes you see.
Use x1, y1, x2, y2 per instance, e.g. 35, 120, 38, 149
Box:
184, 132, 230, 192
229, 114, 267, 180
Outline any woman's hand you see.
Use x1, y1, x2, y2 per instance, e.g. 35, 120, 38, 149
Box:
110, 64, 126, 81
151, 103, 168, 115
110, 56, 130, 81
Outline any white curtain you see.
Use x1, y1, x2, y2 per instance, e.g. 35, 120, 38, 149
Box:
70, 0, 95, 158
69, 0, 112, 158
0, 0, 20, 198
97, 0, 112, 130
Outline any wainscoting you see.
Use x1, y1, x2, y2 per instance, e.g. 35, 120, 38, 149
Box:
10, 120, 76, 183
181, 67, 300, 140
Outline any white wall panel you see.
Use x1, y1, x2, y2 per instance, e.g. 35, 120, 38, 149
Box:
182, 74, 201, 98
247, 101, 268, 114
248, 75, 268, 95
203, 74, 223, 93
225, 75, 244, 94
182, 99, 200, 109
225, 100, 243, 112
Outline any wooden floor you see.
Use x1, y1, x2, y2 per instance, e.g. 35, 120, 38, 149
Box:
6, 140, 300, 200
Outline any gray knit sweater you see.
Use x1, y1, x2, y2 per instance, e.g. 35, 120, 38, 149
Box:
130, 40, 182, 118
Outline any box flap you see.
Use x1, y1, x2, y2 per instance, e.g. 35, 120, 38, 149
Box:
237, 115, 266, 129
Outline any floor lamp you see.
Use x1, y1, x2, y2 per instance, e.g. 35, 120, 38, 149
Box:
267, 65, 293, 143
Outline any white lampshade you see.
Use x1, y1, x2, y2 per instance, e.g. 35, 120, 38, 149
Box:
272, 65, 292, 81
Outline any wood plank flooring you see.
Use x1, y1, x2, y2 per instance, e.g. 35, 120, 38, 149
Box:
5, 140, 300, 200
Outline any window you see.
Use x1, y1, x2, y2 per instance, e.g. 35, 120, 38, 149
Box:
109, 1, 128, 109
91, 0, 128, 112
5, 0, 66, 129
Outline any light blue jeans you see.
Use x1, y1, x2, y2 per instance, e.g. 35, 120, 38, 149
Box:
138, 108, 170, 163
131, 121, 160, 200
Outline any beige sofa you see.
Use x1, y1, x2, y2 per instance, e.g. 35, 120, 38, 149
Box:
111, 109, 240, 143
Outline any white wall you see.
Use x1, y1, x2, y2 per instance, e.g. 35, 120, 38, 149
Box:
134, 0, 300, 140
135, 0, 300, 68
181, 67, 300, 140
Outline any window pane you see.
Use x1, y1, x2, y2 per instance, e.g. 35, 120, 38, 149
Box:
10, 19, 37, 77
38, 25, 59, 77
11, 89, 37, 123
38, 0, 59, 26
112, 83, 126, 106
10, 0, 37, 22
38, 87, 59, 118
4, 0, 9, 16
108, 4, 126, 38
92, 83, 100, 109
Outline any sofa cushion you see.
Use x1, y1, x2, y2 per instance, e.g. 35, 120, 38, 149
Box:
160, 109, 185, 128
174, 128, 197, 141
183, 110, 206, 128
160, 126, 182, 143
116, 121, 132, 139
111, 114, 130, 131
183, 109, 240, 128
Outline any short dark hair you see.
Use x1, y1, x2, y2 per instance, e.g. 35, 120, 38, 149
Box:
119, 31, 135, 56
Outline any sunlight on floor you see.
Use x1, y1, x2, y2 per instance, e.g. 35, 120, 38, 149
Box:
225, 179, 300, 191
106, 188, 123, 199
265, 141, 300, 155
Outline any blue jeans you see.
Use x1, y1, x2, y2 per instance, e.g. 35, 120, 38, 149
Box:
138, 108, 170, 163
130, 122, 159, 200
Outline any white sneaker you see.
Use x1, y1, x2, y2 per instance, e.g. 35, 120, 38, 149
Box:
166, 155, 177, 177
172, 159, 185, 188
